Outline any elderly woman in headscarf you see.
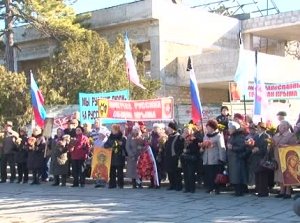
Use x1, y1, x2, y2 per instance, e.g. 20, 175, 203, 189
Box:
27, 127, 46, 185
201, 119, 226, 194
227, 121, 248, 196
273, 120, 297, 199
126, 124, 144, 188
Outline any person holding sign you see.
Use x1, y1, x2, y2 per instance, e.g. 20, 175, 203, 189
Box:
273, 121, 297, 199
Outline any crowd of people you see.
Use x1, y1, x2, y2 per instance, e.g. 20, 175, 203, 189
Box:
0, 106, 300, 199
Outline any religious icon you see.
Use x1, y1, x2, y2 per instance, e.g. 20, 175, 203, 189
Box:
279, 146, 300, 186
91, 147, 112, 183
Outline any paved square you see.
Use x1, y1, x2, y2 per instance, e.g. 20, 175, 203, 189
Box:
0, 183, 298, 223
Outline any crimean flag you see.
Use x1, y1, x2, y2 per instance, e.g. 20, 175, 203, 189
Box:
124, 33, 146, 90
30, 72, 47, 127
187, 57, 203, 123
253, 51, 269, 121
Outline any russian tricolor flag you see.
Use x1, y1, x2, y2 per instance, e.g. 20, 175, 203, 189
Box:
124, 33, 146, 90
30, 72, 47, 127
187, 57, 203, 123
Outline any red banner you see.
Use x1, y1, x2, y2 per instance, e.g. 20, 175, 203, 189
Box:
98, 97, 174, 121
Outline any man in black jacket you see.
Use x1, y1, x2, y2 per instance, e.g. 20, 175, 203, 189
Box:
0, 121, 18, 183
164, 122, 184, 191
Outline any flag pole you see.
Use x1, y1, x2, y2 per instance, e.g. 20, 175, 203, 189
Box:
243, 95, 247, 122
128, 70, 131, 100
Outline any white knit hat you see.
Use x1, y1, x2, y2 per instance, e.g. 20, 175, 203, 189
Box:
99, 126, 110, 136
228, 121, 240, 130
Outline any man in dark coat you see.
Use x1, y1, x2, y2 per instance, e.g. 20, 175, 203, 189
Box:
104, 124, 126, 189
164, 121, 184, 191
0, 121, 18, 183
15, 127, 29, 184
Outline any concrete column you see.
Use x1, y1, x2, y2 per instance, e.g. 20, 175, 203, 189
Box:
276, 41, 286, 57
149, 24, 166, 96
243, 33, 253, 50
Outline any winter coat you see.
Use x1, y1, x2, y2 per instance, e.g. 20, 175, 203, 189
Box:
15, 135, 28, 163
50, 138, 69, 176
273, 131, 297, 183
164, 132, 184, 172
27, 135, 46, 170
227, 130, 248, 184
2, 131, 18, 155
248, 132, 269, 174
216, 114, 230, 130
125, 133, 143, 179
104, 132, 126, 167
150, 131, 160, 157
69, 134, 90, 160
181, 137, 200, 165
202, 131, 226, 165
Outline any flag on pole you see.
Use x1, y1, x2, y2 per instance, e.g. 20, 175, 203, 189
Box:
234, 41, 255, 97
253, 51, 269, 122
187, 57, 203, 123
30, 71, 47, 127
124, 33, 146, 90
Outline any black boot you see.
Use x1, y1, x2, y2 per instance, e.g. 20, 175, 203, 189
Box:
52, 175, 59, 186
234, 184, 243, 196
132, 179, 137, 189
61, 175, 67, 186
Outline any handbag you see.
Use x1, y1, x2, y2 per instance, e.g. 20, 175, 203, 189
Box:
259, 152, 278, 171
214, 172, 229, 185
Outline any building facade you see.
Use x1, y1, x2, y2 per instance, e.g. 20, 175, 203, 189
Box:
8, 0, 300, 123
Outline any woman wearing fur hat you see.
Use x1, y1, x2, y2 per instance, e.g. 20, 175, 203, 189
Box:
201, 119, 226, 194
27, 127, 46, 185
227, 121, 248, 196
50, 128, 69, 186
104, 124, 127, 189
15, 127, 29, 184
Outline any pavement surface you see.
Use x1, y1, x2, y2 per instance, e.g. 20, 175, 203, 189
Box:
0, 182, 299, 223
